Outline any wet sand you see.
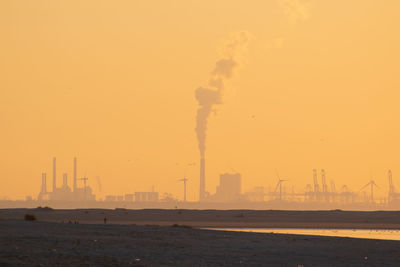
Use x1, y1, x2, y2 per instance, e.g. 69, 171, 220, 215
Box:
1, 219, 400, 266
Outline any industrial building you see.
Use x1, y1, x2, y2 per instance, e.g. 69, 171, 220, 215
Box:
104, 192, 159, 202
134, 192, 159, 202
37, 157, 96, 202
208, 173, 242, 202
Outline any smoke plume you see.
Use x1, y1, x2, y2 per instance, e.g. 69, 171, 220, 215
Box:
195, 32, 251, 158
279, 0, 309, 24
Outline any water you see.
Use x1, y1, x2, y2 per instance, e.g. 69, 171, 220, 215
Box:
207, 228, 400, 241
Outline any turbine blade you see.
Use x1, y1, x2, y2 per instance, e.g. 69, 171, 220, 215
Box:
274, 181, 280, 192
360, 182, 370, 191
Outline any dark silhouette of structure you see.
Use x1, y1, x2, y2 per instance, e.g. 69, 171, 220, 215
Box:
361, 180, 379, 203
179, 177, 189, 202
313, 169, 319, 201
134, 192, 159, 202
38, 157, 95, 202
73, 157, 77, 193
199, 158, 205, 201
32, 164, 400, 209
52, 157, 56, 192
211, 173, 242, 202
275, 172, 287, 201
78, 177, 89, 200
37, 173, 48, 201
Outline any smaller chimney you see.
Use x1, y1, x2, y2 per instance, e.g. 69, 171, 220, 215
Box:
199, 157, 205, 201
41, 173, 47, 193
53, 157, 56, 192
63, 173, 68, 189
73, 157, 77, 192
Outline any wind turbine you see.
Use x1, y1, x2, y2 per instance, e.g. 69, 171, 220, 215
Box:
274, 172, 287, 201
179, 177, 188, 202
388, 170, 395, 203
360, 180, 379, 203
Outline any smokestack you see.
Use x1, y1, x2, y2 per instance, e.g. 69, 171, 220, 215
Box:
73, 157, 77, 192
199, 157, 205, 201
194, 32, 251, 202
41, 173, 47, 193
63, 173, 68, 189
52, 157, 56, 192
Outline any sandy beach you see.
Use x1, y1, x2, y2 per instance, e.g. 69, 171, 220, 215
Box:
1, 219, 400, 266
1, 208, 400, 229
1, 209, 400, 266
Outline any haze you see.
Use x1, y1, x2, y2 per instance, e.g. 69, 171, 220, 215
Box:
1, 0, 400, 201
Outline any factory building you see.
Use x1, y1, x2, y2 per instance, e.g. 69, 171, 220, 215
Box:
124, 194, 134, 202
105, 195, 117, 202
244, 186, 265, 202
38, 157, 96, 202
135, 192, 159, 202
104, 192, 159, 202
210, 173, 242, 202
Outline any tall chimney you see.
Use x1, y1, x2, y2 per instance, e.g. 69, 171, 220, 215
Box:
52, 157, 56, 192
199, 157, 205, 201
73, 157, 77, 192
63, 173, 68, 189
41, 173, 47, 193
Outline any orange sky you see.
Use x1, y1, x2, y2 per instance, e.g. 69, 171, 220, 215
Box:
1, 0, 400, 201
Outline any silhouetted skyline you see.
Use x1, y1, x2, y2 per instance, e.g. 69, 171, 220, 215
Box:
2, 157, 397, 210
1, 1, 400, 204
